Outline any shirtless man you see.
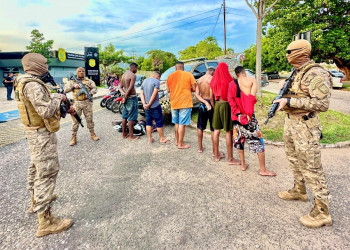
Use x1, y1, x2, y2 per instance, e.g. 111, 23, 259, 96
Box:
228, 66, 276, 176
195, 67, 224, 158
119, 63, 139, 140
210, 62, 241, 165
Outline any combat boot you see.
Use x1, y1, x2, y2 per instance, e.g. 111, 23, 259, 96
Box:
36, 207, 73, 237
29, 193, 57, 214
69, 135, 77, 146
300, 199, 332, 228
278, 182, 308, 202
90, 130, 99, 141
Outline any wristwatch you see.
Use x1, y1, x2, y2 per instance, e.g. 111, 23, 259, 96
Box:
286, 98, 291, 108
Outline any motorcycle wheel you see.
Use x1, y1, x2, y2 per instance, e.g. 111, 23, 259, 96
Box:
100, 98, 108, 107
111, 101, 120, 113
119, 103, 124, 114
106, 97, 116, 110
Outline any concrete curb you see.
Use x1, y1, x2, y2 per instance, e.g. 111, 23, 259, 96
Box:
189, 120, 350, 149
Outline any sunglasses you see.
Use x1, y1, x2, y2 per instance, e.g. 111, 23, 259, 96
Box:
286, 47, 306, 54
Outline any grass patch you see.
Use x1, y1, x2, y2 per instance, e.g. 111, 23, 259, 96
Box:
341, 83, 350, 91
191, 91, 350, 144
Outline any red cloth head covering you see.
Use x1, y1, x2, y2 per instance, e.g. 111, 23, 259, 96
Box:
210, 62, 232, 101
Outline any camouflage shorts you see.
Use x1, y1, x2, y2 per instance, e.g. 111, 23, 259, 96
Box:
233, 116, 264, 153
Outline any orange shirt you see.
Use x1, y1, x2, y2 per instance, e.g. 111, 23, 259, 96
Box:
166, 70, 196, 109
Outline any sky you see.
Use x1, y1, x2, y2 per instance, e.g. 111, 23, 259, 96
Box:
0, 0, 257, 58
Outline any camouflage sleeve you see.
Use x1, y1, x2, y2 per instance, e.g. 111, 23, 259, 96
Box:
88, 79, 97, 95
63, 80, 75, 93
23, 82, 62, 119
290, 71, 331, 112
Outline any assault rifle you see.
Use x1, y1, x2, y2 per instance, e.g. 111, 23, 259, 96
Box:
70, 74, 93, 102
264, 68, 295, 125
40, 72, 84, 127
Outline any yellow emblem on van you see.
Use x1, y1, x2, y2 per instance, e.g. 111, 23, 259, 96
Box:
89, 59, 96, 67
58, 48, 66, 62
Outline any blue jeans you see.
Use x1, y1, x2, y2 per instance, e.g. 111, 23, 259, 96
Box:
6, 86, 13, 100
171, 108, 192, 125
122, 96, 138, 121
145, 105, 164, 128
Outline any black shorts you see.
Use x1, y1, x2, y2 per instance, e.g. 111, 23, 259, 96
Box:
197, 100, 214, 132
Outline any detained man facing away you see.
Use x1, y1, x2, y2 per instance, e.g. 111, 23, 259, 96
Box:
194, 67, 220, 156
119, 63, 139, 140
166, 62, 196, 149
140, 71, 171, 144
228, 66, 276, 176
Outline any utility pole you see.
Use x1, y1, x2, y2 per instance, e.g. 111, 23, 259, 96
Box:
223, 0, 226, 55
132, 50, 135, 61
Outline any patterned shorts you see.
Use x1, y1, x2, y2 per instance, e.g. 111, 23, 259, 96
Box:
233, 116, 265, 154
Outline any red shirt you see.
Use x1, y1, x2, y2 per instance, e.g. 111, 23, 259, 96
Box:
210, 62, 232, 101
228, 80, 257, 125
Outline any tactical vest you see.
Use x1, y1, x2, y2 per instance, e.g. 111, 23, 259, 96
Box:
283, 62, 324, 114
73, 78, 90, 101
15, 74, 61, 132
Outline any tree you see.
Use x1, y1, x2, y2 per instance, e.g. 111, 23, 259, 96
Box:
142, 50, 177, 73
264, 0, 350, 80
26, 29, 54, 64
245, 0, 280, 98
135, 56, 145, 70
243, 36, 291, 73
98, 43, 131, 76
110, 65, 126, 76
178, 36, 233, 60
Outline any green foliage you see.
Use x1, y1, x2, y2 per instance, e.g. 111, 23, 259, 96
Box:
135, 56, 145, 70
141, 50, 177, 73
244, 0, 350, 77
254, 91, 350, 143
26, 29, 54, 64
98, 43, 132, 76
110, 65, 126, 76
179, 36, 233, 60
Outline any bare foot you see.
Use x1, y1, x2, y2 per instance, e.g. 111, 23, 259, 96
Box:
198, 147, 204, 153
241, 163, 249, 171
178, 144, 190, 149
213, 151, 225, 158
148, 138, 155, 144
128, 136, 140, 141
259, 170, 277, 177
227, 159, 241, 165
122, 134, 128, 139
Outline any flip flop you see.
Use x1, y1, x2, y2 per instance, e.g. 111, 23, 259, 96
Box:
258, 171, 277, 177
160, 139, 171, 144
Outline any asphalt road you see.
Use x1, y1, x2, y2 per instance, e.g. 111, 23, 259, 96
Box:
264, 80, 350, 115
0, 105, 350, 249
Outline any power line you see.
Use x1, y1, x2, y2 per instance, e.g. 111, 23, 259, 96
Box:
226, 12, 255, 18
67, 8, 221, 50
92, 14, 220, 46
226, 7, 251, 13
211, 4, 223, 36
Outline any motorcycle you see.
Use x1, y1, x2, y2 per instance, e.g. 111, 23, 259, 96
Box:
111, 96, 123, 113
100, 86, 119, 108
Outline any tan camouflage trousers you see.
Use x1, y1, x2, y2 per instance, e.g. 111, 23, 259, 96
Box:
25, 128, 59, 213
72, 99, 94, 135
284, 115, 329, 206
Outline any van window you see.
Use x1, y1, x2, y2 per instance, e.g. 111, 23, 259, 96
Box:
207, 62, 218, 69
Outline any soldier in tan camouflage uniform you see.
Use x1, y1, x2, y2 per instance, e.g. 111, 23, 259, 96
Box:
14, 53, 73, 237
273, 40, 332, 228
64, 67, 99, 146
